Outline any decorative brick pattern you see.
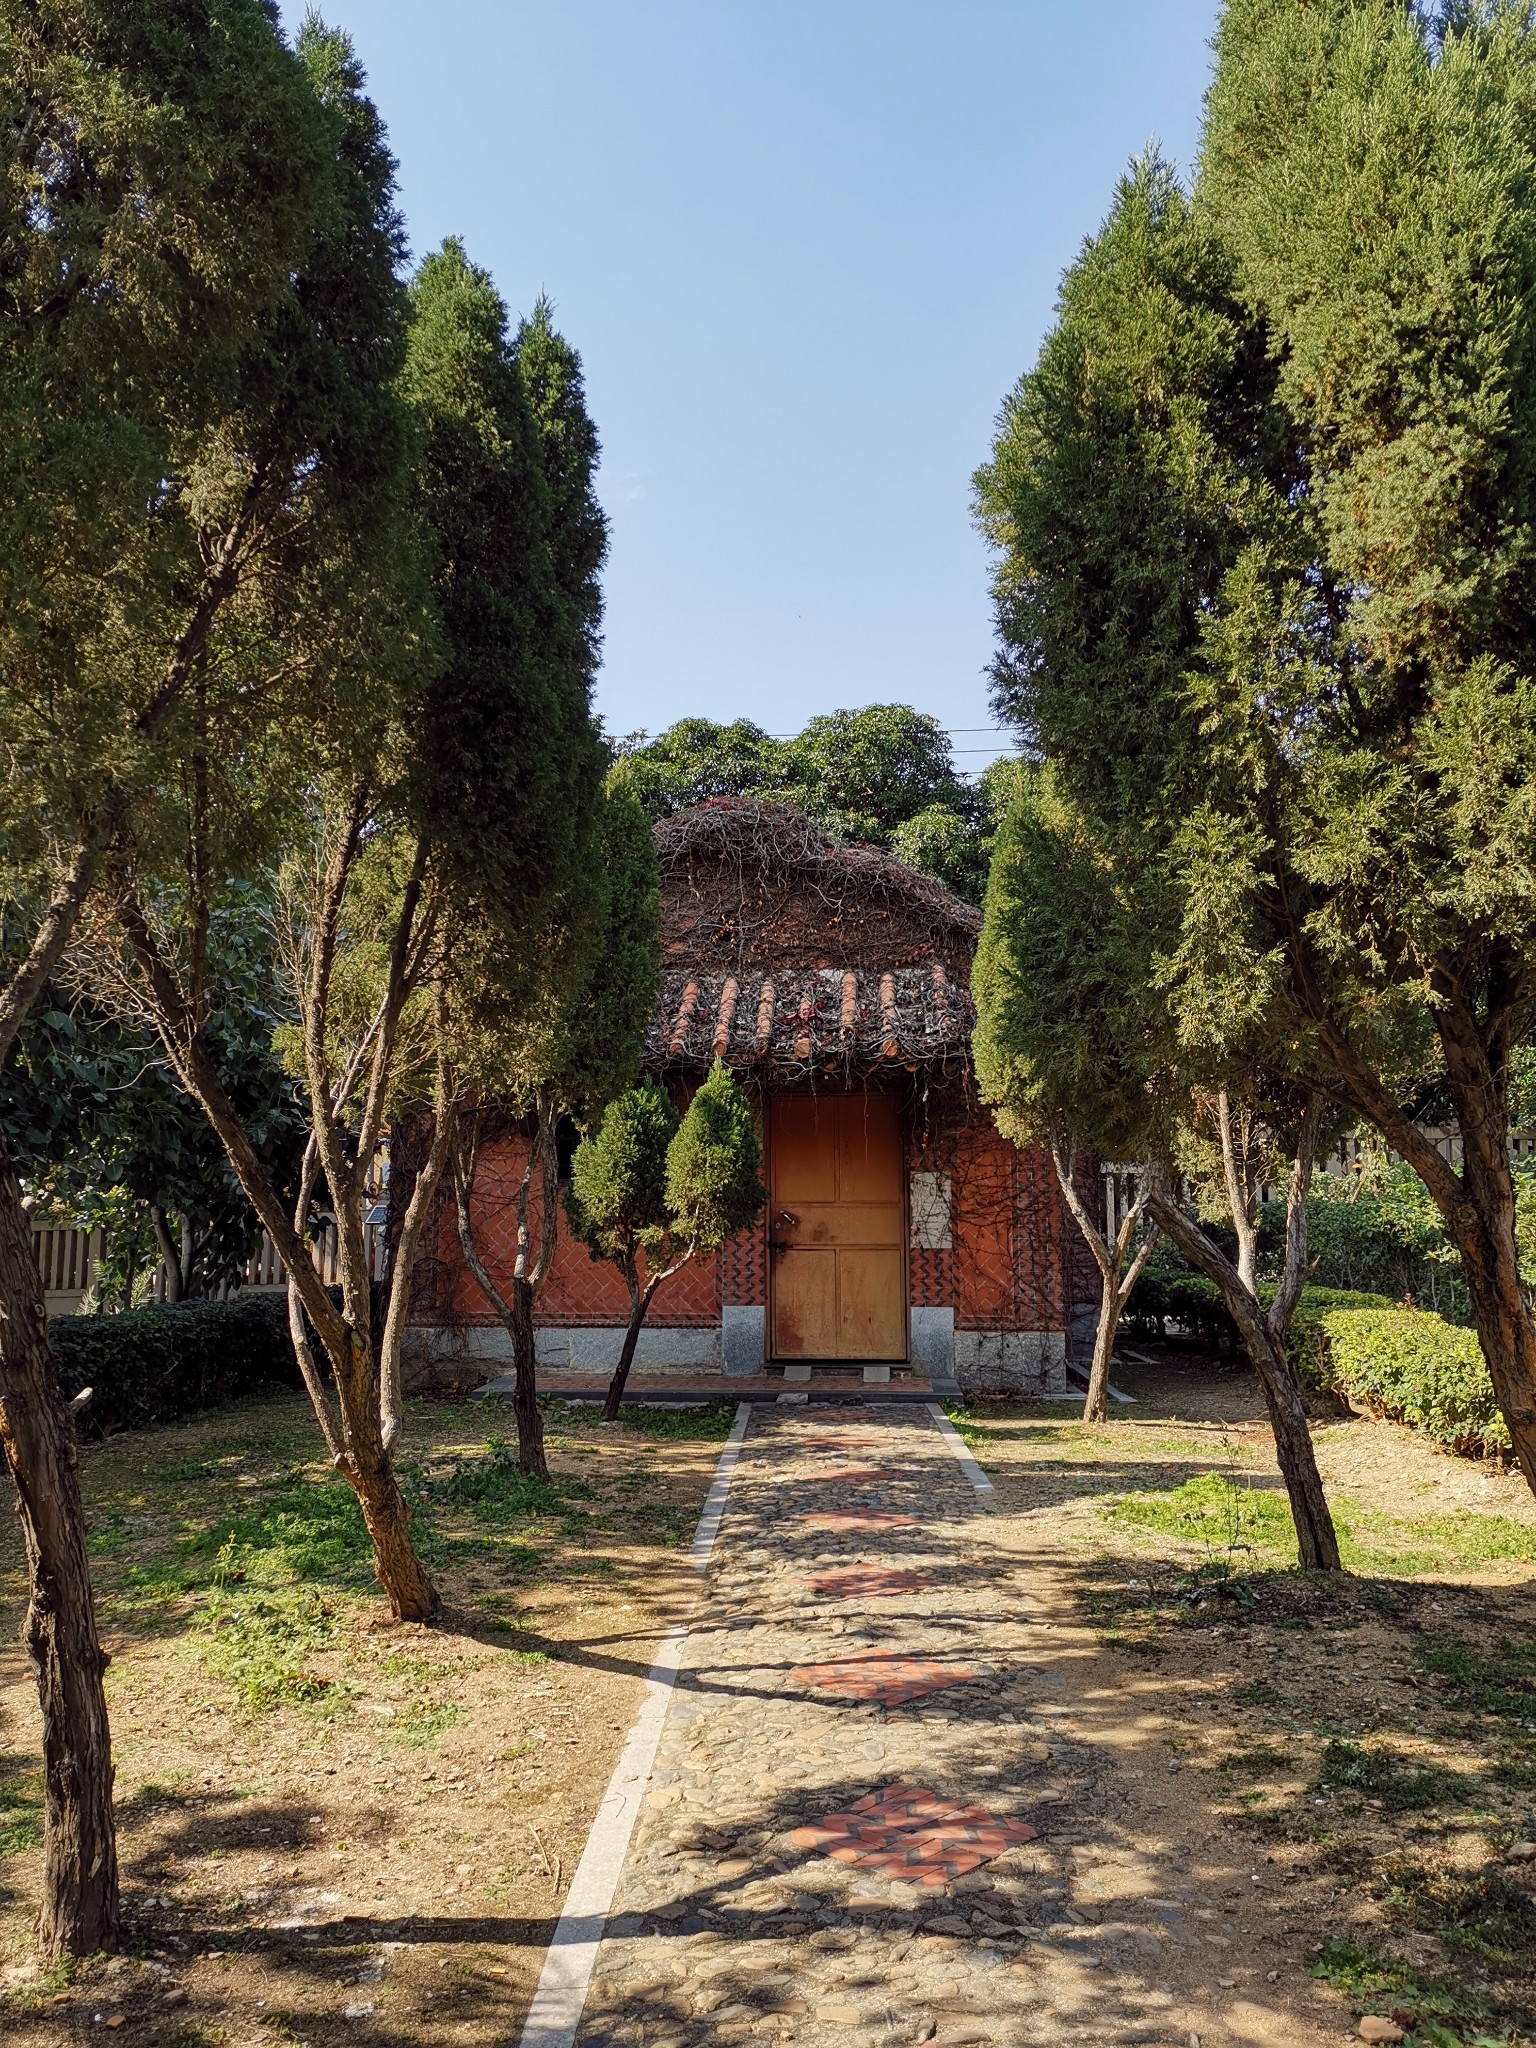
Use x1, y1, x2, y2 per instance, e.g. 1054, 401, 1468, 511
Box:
789, 1784, 1038, 1889
798, 1509, 917, 1533
789, 1655, 980, 1706
813, 1465, 905, 1484
807, 1566, 935, 1598
907, 1241, 956, 1310
717, 1215, 766, 1309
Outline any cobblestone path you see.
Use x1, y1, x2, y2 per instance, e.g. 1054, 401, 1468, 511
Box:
572, 1403, 1308, 2048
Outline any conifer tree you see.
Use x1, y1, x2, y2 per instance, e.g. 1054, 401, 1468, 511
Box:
449, 769, 660, 1476
0, 0, 346, 1956
567, 1065, 765, 1421
972, 769, 1160, 1425
973, 765, 1342, 1569
977, 2, 1536, 1497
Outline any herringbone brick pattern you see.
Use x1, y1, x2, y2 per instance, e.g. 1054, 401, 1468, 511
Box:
788, 1785, 1038, 1889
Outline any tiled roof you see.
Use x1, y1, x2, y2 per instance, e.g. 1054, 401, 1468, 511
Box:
647, 961, 975, 1074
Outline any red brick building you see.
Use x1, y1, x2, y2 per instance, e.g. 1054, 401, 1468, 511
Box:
405, 800, 1073, 1395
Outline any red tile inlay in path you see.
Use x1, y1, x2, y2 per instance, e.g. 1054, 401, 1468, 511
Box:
808, 1566, 935, 1599
814, 1465, 905, 1484
791, 1652, 979, 1706
790, 1784, 1038, 1889
799, 1509, 917, 1532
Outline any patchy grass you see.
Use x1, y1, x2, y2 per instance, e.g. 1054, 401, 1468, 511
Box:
1108, 1468, 1292, 1565
1316, 1738, 1469, 1813
0, 1767, 42, 1859
544, 1399, 740, 1440
0, 1389, 722, 2044
1105, 1467, 1536, 1583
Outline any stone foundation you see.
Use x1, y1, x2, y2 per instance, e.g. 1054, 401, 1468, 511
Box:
403, 1316, 1066, 1395
952, 1329, 1067, 1396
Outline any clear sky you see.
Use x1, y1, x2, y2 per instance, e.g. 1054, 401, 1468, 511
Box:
277, 2, 1222, 768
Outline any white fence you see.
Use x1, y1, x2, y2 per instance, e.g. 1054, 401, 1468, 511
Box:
1101, 1125, 1536, 1239
33, 1225, 105, 1316
32, 1216, 389, 1317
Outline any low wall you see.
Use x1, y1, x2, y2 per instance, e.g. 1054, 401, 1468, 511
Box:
404, 1316, 1067, 1395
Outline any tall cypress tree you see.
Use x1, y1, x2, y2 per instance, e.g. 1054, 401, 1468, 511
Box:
976, 4, 1536, 1496
0, 0, 343, 1957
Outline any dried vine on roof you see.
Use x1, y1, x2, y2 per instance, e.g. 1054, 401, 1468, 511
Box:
647, 799, 981, 1079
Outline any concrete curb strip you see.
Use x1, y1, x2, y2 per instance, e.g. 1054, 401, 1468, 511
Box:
927, 1401, 994, 1494
517, 1402, 750, 2048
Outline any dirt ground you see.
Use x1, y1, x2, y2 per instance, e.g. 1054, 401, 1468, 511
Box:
0, 1392, 729, 2047
0, 1359, 1534, 2047
951, 1351, 1536, 2048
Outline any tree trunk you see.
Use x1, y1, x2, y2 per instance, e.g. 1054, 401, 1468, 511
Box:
346, 1433, 438, 1623
603, 1279, 652, 1424
510, 1276, 547, 1479
1216, 1089, 1259, 1294
1443, 1147, 1536, 1486
1300, 973, 1536, 1498
1082, 1267, 1120, 1425
150, 1207, 183, 1303
1047, 1136, 1156, 1426
0, 1141, 120, 1958
1146, 1150, 1341, 1574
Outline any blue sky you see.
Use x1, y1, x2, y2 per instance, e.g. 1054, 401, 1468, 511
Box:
279, 2, 1222, 770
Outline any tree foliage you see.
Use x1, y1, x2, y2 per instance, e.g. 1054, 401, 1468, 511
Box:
566, 1063, 764, 1419
620, 705, 1010, 902
975, 3, 1536, 1493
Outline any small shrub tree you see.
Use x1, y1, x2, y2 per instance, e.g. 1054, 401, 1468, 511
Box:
567, 1067, 766, 1420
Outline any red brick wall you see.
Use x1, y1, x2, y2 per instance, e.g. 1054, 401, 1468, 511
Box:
411, 1079, 1069, 1336
413, 1132, 726, 1329
908, 1083, 1068, 1333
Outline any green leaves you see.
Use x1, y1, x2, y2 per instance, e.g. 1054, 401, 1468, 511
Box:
620, 705, 996, 902
566, 1082, 678, 1260
566, 1064, 764, 1286
664, 1062, 766, 1254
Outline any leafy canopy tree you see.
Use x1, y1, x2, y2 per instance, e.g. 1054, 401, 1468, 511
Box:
620, 706, 1006, 902
0, 0, 352, 1958
101, 22, 459, 1626
3, 901, 305, 1305
431, 267, 635, 1479
978, 0, 1536, 1498
566, 1065, 766, 1421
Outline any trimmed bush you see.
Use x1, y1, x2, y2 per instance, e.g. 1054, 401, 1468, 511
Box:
1284, 1286, 1395, 1385
50, 1294, 302, 1438
1126, 1256, 1391, 1366
1311, 1308, 1510, 1459
1125, 1260, 1233, 1350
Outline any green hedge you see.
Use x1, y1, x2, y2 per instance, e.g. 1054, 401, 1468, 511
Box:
1309, 1307, 1510, 1459
1125, 1261, 1392, 1364
50, 1294, 303, 1438
1284, 1286, 1395, 1384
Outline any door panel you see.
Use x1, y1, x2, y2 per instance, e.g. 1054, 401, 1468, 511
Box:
837, 1102, 903, 1203
773, 1249, 840, 1358
838, 1245, 906, 1358
769, 1093, 906, 1360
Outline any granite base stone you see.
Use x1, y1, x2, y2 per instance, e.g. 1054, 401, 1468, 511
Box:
402, 1322, 721, 1390
952, 1329, 1067, 1396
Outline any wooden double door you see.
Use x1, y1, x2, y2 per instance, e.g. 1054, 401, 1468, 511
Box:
768, 1092, 906, 1361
